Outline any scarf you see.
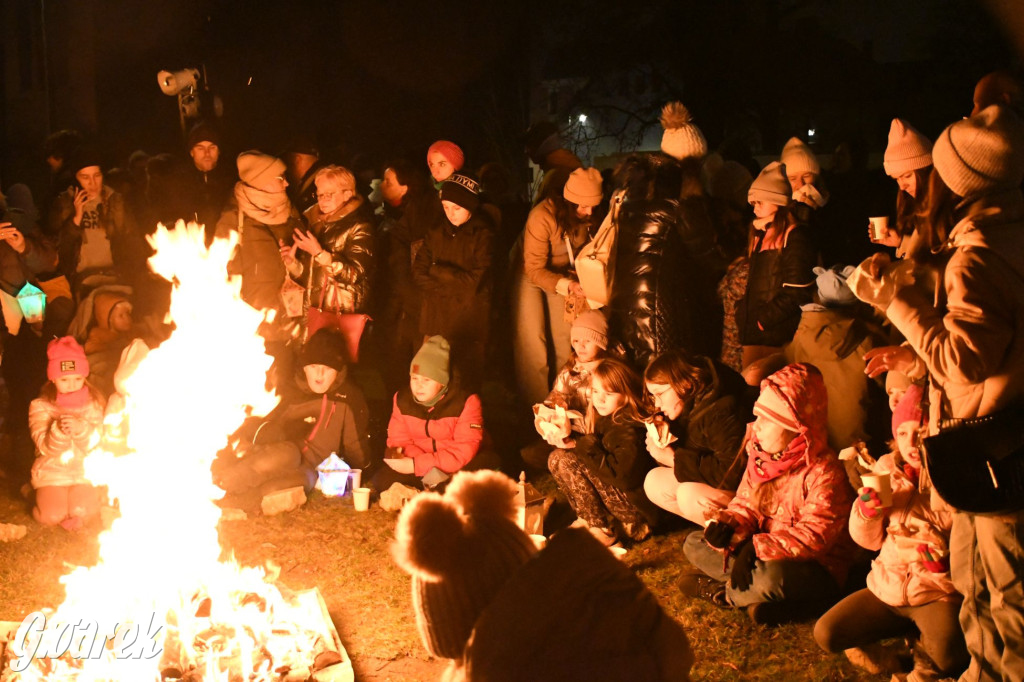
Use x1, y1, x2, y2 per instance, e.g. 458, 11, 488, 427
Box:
745, 429, 809, 483
56, 386, 91, 410
234, 182, 291, 226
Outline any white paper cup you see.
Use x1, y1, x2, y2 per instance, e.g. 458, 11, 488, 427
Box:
861, 473, 893, 508
348, 469, 362, 493
529, 534, 547, 550
869, 216, 889, 242
353, 487, 371, 512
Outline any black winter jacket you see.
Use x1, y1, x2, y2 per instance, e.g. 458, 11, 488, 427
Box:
668, 358, 754, 491
611, 198, 715, 369
736, 223, 817, 347
412, 212, 495, 340
575, 415, 659, 525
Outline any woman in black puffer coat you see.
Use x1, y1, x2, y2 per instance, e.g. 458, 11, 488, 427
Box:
610, 153, 715, 370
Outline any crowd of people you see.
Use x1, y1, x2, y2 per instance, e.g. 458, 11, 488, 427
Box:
2, 68, 1024, 681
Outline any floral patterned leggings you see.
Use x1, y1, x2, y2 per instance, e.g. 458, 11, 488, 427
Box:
548, 448, 649, 540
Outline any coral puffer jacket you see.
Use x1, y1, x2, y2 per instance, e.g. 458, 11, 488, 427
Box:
386, 383, 485, 477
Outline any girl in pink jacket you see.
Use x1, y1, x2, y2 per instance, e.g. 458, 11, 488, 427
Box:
29, 337, 105, 530
814, 384, 968, 680
680, 363, 856, 626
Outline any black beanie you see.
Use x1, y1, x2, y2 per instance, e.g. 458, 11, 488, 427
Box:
301, 328, 348, 371
187, 121, 222, 149
440, 173, 480, 213
68, 145, 104, 175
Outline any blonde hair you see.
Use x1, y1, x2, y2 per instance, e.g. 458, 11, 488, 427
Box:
313, 165, 357, 193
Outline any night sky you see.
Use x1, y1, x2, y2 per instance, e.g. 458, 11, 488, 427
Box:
9, 0, 1022, 180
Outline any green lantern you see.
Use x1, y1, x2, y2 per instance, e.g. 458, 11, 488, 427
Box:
16, 282, 46, 324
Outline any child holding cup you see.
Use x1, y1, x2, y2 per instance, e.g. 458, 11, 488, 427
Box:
814, 384, 968, 680
531, 311, 611, 451
29, 337, 106, 530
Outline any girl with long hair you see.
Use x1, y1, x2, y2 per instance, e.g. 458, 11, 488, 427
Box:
547, 357, 657, 546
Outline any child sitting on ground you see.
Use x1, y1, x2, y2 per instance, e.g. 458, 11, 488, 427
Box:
29, 337, 105, 530
641, 349, 751, 526
680, 363, 856, 626
212, 327, 371, 512
375, 335, 499, 492
814, 384, 968, 680
523, 310, 611, 470
547, 357, 658, 546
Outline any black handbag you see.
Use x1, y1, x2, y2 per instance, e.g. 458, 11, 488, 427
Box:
922, 403, 1024, 515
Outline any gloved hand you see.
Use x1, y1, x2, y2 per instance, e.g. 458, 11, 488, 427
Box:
855, 487, 883, 519
917, 544, 950, 573
703, 521, 734, 549
729, 539, 758, 591
846, 256, 915, 311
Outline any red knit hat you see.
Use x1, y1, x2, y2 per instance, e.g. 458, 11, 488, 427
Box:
47, 336, 89, 381
426, 140, 465, 171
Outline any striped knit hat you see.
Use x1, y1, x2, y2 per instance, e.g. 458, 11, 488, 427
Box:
392, 471, 538, 659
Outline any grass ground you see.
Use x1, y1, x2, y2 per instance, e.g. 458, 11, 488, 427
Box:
0, 475, 889, 682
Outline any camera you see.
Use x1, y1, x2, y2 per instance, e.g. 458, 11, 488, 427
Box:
157, 69, 200, 96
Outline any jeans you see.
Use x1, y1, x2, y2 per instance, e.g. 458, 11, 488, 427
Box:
951, 510, 1024, 682
513, 274, 572, 405
683, 531, 841, 608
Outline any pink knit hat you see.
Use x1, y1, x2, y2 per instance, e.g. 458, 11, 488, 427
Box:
892, 383, 926, 437
747, 161, 791, 206
563, 167, 603, 207
932, 104, 1024, 198
883, 119, 932, 177
780, 137, 820, 176
47, 336, 89, 381
426, 140, 465, 171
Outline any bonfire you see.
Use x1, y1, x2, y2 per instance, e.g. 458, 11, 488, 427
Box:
3, 222, 350, 681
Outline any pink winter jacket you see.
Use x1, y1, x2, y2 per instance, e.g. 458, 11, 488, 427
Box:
712, 448, 856, 587
29, 385, 105, 488
386, 385, 485, 477
851, 455, 957, 608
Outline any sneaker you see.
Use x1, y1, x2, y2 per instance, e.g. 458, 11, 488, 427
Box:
677, 572, 728, 606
